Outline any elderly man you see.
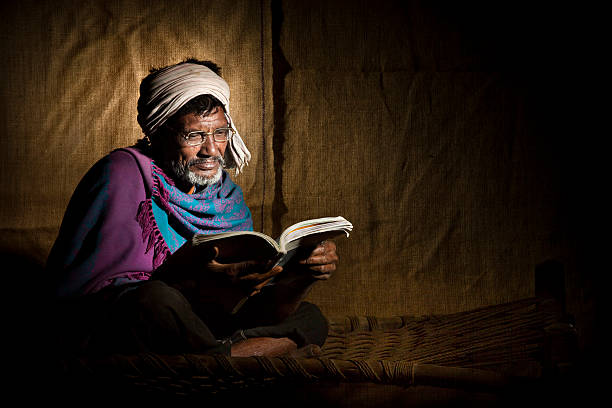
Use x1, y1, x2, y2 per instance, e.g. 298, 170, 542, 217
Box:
46, 59, 338, 357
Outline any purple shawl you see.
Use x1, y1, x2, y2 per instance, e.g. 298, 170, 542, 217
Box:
47, 147, 253, 298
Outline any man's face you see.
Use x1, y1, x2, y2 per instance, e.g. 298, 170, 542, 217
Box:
163, 107, 229, 188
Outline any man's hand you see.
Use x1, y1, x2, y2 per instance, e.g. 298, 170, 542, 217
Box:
234, 240, 339, 324
157, 245, 283, 313
297, 240, 339, 280
205, 247, 283, 295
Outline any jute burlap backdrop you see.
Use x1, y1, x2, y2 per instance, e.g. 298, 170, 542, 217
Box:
1, 0, 584, 329
0, 0, 274, 263
273, 0, 574, 318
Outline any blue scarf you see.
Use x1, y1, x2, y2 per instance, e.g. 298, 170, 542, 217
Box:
137, 162, 253, 268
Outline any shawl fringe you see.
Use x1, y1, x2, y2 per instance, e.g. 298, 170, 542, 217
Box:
151, 163, 172, 213
136, 199, 170, 269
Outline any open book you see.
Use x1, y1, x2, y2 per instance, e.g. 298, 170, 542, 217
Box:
155, 216, 352, 314
187, 216, 353, 266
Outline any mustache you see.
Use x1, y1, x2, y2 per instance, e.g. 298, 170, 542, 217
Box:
186, 155, 225, 167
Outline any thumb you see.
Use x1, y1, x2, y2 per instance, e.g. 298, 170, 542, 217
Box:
232, 259, 262, 277
203, 245, 220, 262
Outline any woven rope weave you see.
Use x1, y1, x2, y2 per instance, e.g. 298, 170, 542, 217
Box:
56, 296, 571, 397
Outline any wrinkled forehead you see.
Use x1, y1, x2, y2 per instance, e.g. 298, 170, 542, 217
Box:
164, 106, 231, 131
171, 108, 229, 131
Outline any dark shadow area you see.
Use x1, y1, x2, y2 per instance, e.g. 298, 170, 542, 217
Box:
2, 251, 56, 401
270, 0, 291, 237
533, 259, 603, 407
2, 251, 49, 332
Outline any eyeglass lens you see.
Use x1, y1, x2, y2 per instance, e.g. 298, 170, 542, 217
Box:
184, 128, 232, 145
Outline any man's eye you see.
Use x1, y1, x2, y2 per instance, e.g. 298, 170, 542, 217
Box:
186, 133, 202, 140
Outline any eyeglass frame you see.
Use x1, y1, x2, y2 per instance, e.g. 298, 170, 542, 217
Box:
163, 113, 235, 147
179, 127, 234, 146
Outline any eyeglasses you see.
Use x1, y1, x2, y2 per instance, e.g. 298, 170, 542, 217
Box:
179, 127, 234, 146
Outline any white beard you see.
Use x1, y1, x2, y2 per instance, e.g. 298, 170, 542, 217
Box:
185, 164, 223, 187
169, 156, 225, 188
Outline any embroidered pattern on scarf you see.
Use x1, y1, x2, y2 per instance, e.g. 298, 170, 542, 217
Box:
136, 161, 253, 269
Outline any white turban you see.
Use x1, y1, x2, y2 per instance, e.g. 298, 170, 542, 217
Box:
137, 63, 251, 174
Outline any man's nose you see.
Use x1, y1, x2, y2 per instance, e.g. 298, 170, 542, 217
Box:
198, 135, 219, 156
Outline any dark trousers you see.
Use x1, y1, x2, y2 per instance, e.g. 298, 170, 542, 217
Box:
51, 280, 328, 355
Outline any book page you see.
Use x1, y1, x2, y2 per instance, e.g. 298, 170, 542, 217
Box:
279, 216, 353, 252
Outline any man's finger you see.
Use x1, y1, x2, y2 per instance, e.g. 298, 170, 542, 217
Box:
308, 240, 336, 256
320, 240, 336, 251
203, 245, 220, 262
232, 259, 267, 277
251, 276, 276, 292
300, 252, 339, 266
309, 245, 326, 256
307, 263, 336, 274
239, 265, 283, 281
207, 258, 260, 279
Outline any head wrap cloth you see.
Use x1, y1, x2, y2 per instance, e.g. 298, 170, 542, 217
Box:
137, 63, 251, 174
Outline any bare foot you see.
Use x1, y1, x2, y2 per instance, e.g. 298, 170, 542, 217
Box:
288, 344, 322, 358
230, 337, 298, 357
